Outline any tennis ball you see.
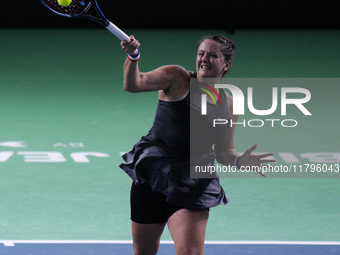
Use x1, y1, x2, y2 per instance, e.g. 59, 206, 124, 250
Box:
57, 0, 72, 7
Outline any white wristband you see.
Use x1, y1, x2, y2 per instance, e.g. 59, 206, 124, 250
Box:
234, 156, 241, 169
127, 49, 140, 62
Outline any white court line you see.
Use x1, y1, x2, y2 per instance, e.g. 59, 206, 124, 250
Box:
2, 240, 340, 247
2, 242, 15, 247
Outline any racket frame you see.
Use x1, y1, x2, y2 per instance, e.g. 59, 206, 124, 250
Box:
39, 0, 130, 40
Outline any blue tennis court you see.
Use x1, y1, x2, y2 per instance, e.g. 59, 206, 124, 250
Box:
1, 241, 340, 255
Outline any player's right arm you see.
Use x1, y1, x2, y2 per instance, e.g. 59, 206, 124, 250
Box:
120, 36, 189, 94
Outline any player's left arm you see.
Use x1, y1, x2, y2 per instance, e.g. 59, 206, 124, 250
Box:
214, 93, 276, 174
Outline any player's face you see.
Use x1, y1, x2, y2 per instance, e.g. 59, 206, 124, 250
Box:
196, 39, 229, 79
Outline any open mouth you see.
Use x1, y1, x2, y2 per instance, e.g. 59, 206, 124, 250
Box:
201, 65, 211, 70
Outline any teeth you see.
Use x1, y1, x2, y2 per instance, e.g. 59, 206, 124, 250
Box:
201, 65, 210, 70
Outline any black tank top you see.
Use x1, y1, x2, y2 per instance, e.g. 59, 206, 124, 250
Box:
148, 83, 230, 156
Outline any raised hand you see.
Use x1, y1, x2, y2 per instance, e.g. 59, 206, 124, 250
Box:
120, 35, 140, 56
238, 144, 276, 177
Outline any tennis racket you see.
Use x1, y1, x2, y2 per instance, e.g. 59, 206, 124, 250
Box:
39, 0, 130, 41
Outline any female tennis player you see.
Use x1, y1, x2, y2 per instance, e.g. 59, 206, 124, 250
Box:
120, 35, 275, 255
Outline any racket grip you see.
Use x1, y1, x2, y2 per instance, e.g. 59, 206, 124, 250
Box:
106, 22, 130, 41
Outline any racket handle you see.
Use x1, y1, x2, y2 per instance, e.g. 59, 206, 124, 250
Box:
106, 21, 130, 41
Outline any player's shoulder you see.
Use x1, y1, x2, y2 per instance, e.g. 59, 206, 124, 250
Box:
158, 65, 192, 90
158, 65, 191, 100
159, 65, 191, 78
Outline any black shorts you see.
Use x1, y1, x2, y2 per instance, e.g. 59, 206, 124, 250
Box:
130, 182, 185, 224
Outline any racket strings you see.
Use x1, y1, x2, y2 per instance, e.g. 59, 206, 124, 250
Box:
42, 0, 88, 16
